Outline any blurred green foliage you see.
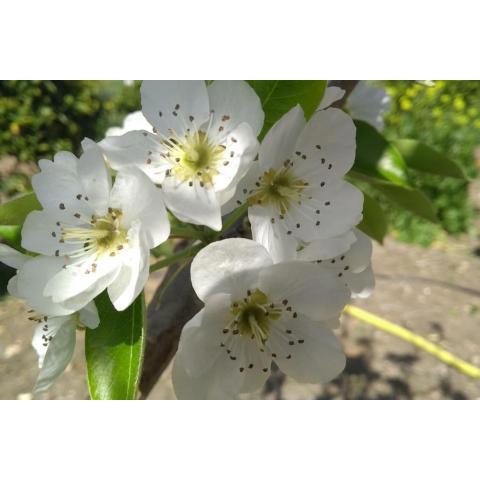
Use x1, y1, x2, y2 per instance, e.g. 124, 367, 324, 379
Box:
384, 80, 478, 245
0, 80, 140, 195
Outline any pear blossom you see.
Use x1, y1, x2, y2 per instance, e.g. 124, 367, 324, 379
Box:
224, 104, 363, 262
21, 139, 170, 312
106, 111, 152, 137
0, 245, 99, 392
347, 82, 391, 131
319, 83, 391, 131
100, 80, 264, 231
172, 238, 350, 399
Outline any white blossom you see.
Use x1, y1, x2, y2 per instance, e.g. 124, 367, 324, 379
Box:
21, 139, 170, 312
106, 111, 152, 137
172, 238, 350, 399
319, 83, 391, 131
347, 82, 391, 131
0, 245, 99, 392
225, 104, 363, 262
100, 80, 264, 231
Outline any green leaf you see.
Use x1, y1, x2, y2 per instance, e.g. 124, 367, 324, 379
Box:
368, 179, 437, 223
392, 139, 467, 179
0, 225, 22, 249
353, 120, 409, 186
0, 192, 41, 225
357, 192, 388, 244
248, 80, 327, 139
86, 291, 146, 400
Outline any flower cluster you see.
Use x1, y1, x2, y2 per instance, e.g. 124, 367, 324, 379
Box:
0, 81, 374, 398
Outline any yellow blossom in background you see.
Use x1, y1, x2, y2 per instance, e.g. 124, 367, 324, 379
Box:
9, 122, 20, 135
400, 97, 413, 111
440, 94, 451, 104
453, 96, 466, 111
432, 107, 443, 118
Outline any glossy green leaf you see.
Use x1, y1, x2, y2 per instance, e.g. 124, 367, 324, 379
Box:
0, 225, 22, 249
0, 192, 41, 225
86, 291, 146, 400
368, 179, 437, 223
353, 120, 409, 186
248, 80, 327, 139
392, 139, 467, 179
357, 192, 388, 244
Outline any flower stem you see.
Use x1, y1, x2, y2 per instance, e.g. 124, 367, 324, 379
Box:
215, 203, 248, 240
150, 243, 203, 273
344, 305, 480, 379
170, 226, 207, 241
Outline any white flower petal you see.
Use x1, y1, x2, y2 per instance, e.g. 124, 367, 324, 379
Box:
284, 180, 363, 242
349, 266, 375, 298
173, 348, 241, 400
99, 131, 169, 184
268, 315, 346, 384
77, 141, 112, 215
259, 105, 306, 170
31, 315, 72, 368
162, 176, 222, 231
318, 86, 345, 110
33, 317, 77, 392
109, 167, 170, 248
176, 293, 232, 377
191, 238, 272, 301
78, 302, 100, 329
15, 256, 76, 316
107, 223, 150, 311
141, 80, 210, 137
293, 107, 356, 179
207, 81, 264, 138
7, 275, 19, 297
21, 210, 79, 256
32, 154, 93, 219
297, 230, 357, 261
44, 253, 120, 306
347, 81, 391, 131
106, 111, 153, 137
0, 244, 28, 269
259, 261, 350, 321
249, 204, 298, 263
211, 122, 258, 194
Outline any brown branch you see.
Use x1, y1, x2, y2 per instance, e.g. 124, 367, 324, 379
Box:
328, 80, 359, 108
139, 256, 202, 399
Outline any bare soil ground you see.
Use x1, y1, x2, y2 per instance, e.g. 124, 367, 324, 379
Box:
2, 230, 480, 400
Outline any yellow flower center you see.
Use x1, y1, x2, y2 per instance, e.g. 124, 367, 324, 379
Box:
61, 208, 128, 260
229, 289, 282, 345
249, 166, 307, 215
164, 131, 225, 186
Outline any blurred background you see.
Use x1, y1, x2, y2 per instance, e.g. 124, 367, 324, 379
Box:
1, 80, 480, 399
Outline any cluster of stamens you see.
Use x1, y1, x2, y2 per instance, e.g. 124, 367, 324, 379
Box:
55, 207, 127, 267
159, 130, 226, 187
228, 289, 283, 346
216, 289, 306, 374
248, 163, 308, 215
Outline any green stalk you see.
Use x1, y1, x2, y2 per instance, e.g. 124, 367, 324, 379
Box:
150, 243, 203, 273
